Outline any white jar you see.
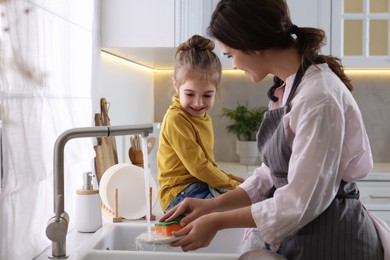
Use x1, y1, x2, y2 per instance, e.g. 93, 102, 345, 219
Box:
74, 172, 102, 232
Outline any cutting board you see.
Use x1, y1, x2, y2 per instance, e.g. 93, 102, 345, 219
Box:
94, 98, 119, 184
101, 98, 118, 162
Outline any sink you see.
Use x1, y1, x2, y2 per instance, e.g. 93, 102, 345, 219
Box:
76, 221, 246, 260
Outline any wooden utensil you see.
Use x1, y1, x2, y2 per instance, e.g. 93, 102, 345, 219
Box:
100, 98, 118, 164
94, 113, 105, 183
94, 98, 119, 183
128, 146, 136, 164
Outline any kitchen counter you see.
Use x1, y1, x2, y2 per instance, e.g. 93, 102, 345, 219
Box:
218, 162, 390, 180
361, 163, 390, 181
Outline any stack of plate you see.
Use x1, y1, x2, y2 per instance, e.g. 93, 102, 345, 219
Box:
99, 163, 157, 219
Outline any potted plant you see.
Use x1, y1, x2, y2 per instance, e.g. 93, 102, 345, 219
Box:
220, 103, 268, 165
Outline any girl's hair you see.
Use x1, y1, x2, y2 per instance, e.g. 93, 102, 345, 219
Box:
174, 35, 222, 90
208, 0, 353, 91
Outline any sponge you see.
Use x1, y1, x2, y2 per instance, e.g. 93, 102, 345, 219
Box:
154, 218, 182, 237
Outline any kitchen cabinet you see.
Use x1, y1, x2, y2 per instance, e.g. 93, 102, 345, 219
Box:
100, 0, 331, 69
331, 0, 390, 68
101, 0, 390, 69
287, 0, 331, 54
357, 163, 390, 226
100, 0, 214, 69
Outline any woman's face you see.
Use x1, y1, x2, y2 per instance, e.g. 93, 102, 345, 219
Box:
175, 77, 217, 117
215, 40, 269, 83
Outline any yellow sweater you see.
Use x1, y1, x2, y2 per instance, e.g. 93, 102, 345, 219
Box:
158, 96, 240, 210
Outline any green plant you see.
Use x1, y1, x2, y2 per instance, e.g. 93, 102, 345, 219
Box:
220, 103, 268, 141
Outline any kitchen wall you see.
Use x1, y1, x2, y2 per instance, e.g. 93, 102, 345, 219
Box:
154, 70, 390, 163
98, 53, 390, 164
97, 52, 154, 163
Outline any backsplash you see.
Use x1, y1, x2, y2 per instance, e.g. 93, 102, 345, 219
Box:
154, 71, 390, 163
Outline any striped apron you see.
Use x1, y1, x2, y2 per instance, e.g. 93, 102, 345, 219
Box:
256, 67, 384, 260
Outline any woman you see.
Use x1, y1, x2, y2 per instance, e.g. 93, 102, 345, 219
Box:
160, 0, 390, 259
157, 34, 244, 213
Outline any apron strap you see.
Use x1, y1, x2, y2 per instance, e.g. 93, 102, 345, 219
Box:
285, 64, 308, 106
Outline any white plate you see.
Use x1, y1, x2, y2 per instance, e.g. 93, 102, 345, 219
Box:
99, 163, 157, 219
136, 230, 183, 245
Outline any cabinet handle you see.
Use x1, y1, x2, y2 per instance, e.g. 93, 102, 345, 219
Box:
369, 195, 390, 199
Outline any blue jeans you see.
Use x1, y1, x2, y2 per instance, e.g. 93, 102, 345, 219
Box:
165, 182, 214, 212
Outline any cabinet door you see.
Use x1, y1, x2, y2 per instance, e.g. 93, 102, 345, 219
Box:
101, 0, 175, 48
175, 0, 214, 46
287, 0, 331, 54
357, 180, 390, 225
331, 0, 390, 68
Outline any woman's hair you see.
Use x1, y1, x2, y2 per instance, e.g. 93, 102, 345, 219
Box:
174, 34, 222, 90
208, 0, 353, 91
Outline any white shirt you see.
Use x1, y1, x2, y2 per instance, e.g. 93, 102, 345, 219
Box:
240, 63, 373, 243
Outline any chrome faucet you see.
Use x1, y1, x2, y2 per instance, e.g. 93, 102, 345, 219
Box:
45, 124, 153, 258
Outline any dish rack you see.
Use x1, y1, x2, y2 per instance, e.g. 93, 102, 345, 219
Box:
101, 185, 156, 222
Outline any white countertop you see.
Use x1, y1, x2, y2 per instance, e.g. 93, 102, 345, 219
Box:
218, 162, 390, 181
361, 163, 390, 181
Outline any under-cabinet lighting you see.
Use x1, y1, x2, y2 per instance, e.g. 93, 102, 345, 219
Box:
101, 51, 154, 73
344, 69, 390, 74
101, 51, 390, 74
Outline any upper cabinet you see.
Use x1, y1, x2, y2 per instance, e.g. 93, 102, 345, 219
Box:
100, 0, 214, 69
331, 0, 390, 68
287, 0, 331, 55
101, 0, 175, 48
100, 0, 389, 69
101, 0, 213, 48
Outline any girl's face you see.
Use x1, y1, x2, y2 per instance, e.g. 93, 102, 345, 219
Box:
215, 40, 269, 83
175, 77, 217, 117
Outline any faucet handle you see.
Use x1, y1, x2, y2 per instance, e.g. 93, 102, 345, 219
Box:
46, 211, 69, 242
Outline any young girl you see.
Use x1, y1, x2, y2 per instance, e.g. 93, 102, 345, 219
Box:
157, 35, 244, 212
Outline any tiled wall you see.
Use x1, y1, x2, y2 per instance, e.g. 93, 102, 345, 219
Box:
154, 71, 390, 163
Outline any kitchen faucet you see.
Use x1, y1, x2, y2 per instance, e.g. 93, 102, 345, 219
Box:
45, 124, 153, 258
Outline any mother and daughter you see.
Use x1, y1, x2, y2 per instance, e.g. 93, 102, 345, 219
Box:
157, 0, 389, 259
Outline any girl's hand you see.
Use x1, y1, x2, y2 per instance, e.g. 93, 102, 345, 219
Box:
170, 213, 220, 251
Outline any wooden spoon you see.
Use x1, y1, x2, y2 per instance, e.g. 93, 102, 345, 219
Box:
129, 147, 136, 164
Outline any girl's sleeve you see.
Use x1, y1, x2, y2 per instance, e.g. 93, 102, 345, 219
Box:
166, 114, 240, 189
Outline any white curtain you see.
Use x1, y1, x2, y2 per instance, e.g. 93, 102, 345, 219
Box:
0, 0, 100, 259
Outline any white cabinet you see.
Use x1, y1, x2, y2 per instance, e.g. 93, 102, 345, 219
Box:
331, 0, 390, 68
358, 181, 390, 225
357, 163, 390, 226
101, 0, 213, 48
100, 0, 214, 69
287, 0, 331, 54
100, 0, 390, 69
101, 0, 176, 48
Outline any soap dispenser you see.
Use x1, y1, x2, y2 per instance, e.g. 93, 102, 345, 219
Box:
75, 171, 102, 232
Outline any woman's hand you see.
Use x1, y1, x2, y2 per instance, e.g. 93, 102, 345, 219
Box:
160, 197, 215, 226
170, 213, 220, 251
